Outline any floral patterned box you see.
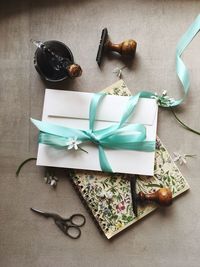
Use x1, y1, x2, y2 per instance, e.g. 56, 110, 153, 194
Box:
70, 80, 189, 239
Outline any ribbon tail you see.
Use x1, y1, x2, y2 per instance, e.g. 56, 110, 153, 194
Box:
98, 145, 113, 173
31, 118, 89, 140
39, 132, 68, 149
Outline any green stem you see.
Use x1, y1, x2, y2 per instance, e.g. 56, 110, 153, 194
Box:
16, 157, 37, 177
171, 108, 200, 136
77, 145, 88, 154
185, 154, 196, 158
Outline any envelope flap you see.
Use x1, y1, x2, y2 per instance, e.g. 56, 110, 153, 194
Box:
43, 89, 157, 126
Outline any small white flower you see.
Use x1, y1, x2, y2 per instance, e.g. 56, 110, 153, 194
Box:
173, 152, 196, 165
44, 174, 58, 188
162, 90, 167, 96
66, 137, 82, 150
113, 66, 126, 79
50, 179, 57, 187
105, 191, 113, 199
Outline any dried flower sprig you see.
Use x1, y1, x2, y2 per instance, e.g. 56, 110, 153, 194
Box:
173, 152, 196, 165
16, 158, 59, 188
44, 171, 59, 188
151, 91, 200, 136
152, 90, 175, 107
112, 66, 127, 79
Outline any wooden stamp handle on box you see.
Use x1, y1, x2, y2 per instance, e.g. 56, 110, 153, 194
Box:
138, 188, 173, 206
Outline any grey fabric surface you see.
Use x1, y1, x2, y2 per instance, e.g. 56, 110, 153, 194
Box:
0, 1, 200, 266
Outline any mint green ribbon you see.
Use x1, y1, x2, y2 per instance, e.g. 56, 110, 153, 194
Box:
31, 92, 156, 172
172, 14, 200, 107
153, 14, 200, 136
154, 14, 200, 107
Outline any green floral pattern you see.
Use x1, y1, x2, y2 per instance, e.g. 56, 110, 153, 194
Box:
70, 80, 189, 239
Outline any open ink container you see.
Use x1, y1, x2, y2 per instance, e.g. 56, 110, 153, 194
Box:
34, 40, 78, 82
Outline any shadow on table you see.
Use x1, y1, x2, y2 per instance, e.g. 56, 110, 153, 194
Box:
0, 0, 91, 22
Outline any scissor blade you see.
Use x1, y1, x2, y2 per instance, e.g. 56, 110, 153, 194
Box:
30, 207, 45, 214
30, 207, 60, 219
30, 207, 51, 218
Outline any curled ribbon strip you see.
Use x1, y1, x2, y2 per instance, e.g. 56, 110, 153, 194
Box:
154, 14, 200, 136
173, 14, 200, 107
154, 14, 200, 107
31, 92, 156, 173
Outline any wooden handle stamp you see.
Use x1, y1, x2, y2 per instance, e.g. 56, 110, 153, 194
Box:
138, 188, 173, 206
96, 28, 137, 66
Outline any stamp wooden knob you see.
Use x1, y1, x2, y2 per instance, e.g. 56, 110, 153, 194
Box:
105, 39, 137, 57
138, 188, 173, 206
66, 64, 82, 78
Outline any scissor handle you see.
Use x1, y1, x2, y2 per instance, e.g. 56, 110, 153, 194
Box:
69, 214, 86, 227
55, 220, 81, 239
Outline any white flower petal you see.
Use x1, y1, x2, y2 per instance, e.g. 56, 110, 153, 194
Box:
118, 70, 122, 78
113, 67, 120, 73
68, 144, 73, 150
66, 138, 73, 146
106, 192, 113, 199
98, 192, 105, 198
162, 90, 167, 96
173, 156, 180, 162
182, 157, 187, 164
50, 180, 56, 186
173, 152, 180, 157
74, 144, 78, 150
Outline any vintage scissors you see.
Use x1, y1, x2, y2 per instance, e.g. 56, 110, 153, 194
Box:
30, 208, 86, 239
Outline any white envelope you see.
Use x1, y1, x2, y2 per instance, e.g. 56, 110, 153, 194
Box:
36, 89, 158, 175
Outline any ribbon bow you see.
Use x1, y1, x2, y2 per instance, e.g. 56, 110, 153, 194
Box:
31, 92, 156, 172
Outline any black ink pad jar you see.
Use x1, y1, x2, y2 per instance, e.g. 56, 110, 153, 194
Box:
34, 40, 82, 82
